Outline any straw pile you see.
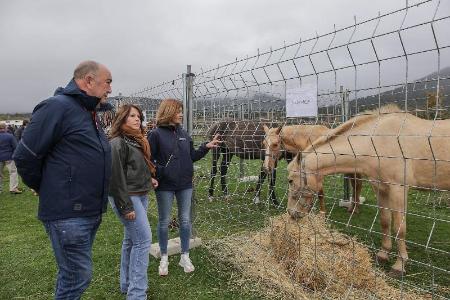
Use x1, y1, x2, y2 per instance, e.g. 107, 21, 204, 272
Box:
207, 213, 428, 300
269, 213, 374, 294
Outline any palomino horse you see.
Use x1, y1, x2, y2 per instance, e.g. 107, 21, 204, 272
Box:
207, 120, 292, 205
263, 124, 363, 213
287, 104, 450, 274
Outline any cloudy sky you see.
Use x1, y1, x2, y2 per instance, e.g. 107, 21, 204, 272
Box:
1, 0, 448, 113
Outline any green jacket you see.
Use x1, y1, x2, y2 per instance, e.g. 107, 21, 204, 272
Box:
108, 136, 153, 215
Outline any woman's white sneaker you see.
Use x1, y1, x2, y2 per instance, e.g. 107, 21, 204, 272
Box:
179, 253, 195, 273
159, 255, 169, 276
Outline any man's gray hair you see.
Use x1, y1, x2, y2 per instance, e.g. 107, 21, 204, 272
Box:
73, 61, 100, 79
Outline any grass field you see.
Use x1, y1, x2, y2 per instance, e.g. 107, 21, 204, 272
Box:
192, 154, 450, 298
1, 150, 449, 299
0, 168, 265, 300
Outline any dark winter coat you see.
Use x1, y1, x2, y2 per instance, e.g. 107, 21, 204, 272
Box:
147, 124, 209, 191
13, 79, 112, 221
0, 131, 17, 162
15, 126, 25, 141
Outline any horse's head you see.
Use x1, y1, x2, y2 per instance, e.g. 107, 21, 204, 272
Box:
287, 153, 315, 220
263, 125, 283, 173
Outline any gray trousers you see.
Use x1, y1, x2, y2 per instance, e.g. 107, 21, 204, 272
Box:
0, 160, 19, 192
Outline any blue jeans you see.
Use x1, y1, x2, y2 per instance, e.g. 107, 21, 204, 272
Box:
155, 189, 192, 255
43, 215, 102, 300
109, 195, 152, 300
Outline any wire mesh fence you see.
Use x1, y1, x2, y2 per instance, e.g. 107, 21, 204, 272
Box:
124, 0, 450, 298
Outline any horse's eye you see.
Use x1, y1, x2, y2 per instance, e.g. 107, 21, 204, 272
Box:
288, 179, 293, 184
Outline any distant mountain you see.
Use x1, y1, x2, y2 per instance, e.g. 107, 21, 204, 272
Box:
109, 66, 450, 119
334, 66, 450, 115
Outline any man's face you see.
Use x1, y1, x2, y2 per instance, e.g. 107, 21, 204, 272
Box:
86, 66, 112, 103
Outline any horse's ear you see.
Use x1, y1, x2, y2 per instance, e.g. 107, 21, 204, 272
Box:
275, 126, 282, 135
263, 124, 269, 134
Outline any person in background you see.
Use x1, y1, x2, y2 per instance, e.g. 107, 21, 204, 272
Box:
14, 119, 39, 196
6, 124, 15, 136
13, 60, 112, 299
145, 120, 156, 133
15, 119, 29, 141
147, 98, 221, 276
108, 104, 158, 299
0, 122, 22, 194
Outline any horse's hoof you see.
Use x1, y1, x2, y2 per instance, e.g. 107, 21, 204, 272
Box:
388, 268, 405, 277
347, 204, 359, 214
271, 199, 280, 207
208, 196, 214, 202
347, 207, 360, 214
253, 196, 260, 204
376, 251, 389, 263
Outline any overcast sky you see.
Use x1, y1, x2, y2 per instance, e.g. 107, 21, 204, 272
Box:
1, 0, 448, 113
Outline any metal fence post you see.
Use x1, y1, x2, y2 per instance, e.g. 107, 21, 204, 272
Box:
183, 65, 199, 239
182, 65, 194, 135
341, 86, 350, 201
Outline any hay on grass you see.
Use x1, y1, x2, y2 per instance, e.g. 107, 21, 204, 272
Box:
207, 213, 429, 300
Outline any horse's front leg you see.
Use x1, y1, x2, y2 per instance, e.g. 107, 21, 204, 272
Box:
220, 151, 233, 199
375, 186, 392, 263
268, 163, 279, 206
390, 186, 409, 275
318, 188, 325, 213
208, 148, 220, 201
348, 173, 363, 214
253, 164, 267, 204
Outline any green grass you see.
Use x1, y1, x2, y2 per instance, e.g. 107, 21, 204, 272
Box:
1, 150, 449, 299
191, 153, 450, 298
321, 180, 450, 297
0, 169, 264, 300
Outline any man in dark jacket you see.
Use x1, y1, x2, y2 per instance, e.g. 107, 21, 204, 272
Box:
0, 122, 22, 194
6, 124, 16, 136
13, 60, 112, 299
14, 119, 29, 141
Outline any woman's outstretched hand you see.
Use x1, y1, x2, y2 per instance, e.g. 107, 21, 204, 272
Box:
206, 134, 221, 149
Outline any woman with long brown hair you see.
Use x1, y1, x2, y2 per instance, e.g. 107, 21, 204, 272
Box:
108, 104, 158, 299
147, 98, 220, 276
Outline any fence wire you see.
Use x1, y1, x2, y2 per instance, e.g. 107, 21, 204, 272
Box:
125, 0, 450, 299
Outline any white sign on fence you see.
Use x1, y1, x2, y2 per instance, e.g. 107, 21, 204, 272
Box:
286, 84, 318, 117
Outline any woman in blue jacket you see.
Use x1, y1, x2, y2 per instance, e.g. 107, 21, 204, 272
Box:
148, 98, 220, 276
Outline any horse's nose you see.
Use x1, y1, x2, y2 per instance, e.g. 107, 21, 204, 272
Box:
287, 208, 302, 220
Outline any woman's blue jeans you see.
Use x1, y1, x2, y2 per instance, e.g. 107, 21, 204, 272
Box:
109, 195, 152, 300
155, 189, 192, 255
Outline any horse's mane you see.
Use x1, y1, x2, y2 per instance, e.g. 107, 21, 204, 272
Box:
207, 120, 229, 138
306, 104, 403, 152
